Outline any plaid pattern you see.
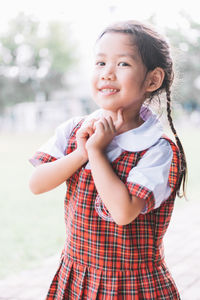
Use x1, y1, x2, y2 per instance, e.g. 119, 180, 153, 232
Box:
42, 121, 180, 299
127, 182, 155, 214
47, 256, 179, 300
30, 151, 57, 165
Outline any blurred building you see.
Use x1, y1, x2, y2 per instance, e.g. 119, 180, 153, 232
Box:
1, 94, 96, 133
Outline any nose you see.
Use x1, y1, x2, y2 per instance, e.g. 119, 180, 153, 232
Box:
101, 65, 116, 80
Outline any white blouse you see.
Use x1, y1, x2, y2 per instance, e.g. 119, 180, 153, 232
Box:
30, 106, 173, 213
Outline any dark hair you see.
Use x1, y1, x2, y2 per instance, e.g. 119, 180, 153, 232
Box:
98, 20, 187, 198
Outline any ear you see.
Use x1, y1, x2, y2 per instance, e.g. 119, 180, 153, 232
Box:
145, 67, 165, 93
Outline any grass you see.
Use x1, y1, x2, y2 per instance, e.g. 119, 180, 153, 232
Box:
171, 126, 200, 202
0, 126, 199, 278
0, 132, 65, 278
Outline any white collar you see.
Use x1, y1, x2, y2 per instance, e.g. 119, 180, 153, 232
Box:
114, 106, 163, 151
87, 106, 164, 152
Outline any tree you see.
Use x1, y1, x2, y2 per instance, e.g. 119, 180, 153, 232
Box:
0, 13, 78, 112
164, 13, 200, 111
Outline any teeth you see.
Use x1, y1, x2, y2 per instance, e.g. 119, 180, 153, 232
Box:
100, 89, 117, 93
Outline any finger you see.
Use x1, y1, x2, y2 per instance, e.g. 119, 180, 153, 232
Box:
87, 127, 94, 136
90, 118, 99, 125
106, 116, 116, 133
93, 118, 102, 130
101, 117, 110, 131
94, 118, 106, 131
81, 118, 97, 133
115, 108, 124, 131
95, 120, 105, 132
88, 119, 98, 135
77, 118, 97, 138
87, 118, 98, 128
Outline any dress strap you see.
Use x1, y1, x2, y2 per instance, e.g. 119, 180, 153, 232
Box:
161, 135, 181, 192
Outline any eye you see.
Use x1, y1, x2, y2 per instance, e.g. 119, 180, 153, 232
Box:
118, 62, 130, 67
96, 61, 105, 66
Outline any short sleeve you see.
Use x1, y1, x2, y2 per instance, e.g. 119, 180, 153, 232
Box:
29, 116, 82, 167
126, 139, 173, 214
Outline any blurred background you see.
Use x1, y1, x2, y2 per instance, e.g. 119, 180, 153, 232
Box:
0, 0, 199, 292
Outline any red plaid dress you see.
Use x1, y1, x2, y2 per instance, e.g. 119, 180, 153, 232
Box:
33, 121, 181, 299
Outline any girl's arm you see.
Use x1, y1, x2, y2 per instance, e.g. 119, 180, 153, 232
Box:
88, 149, 146, 225
29, 118, 96, 194
86, 114, 146, 226
29, 150, 87, 194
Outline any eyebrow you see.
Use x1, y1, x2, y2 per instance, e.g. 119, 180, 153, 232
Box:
96, 53, 138, 61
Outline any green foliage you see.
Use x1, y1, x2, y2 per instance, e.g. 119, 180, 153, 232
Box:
0, 12, 200, 112
0, 13, 78, 111
164, 13, 200, 110
46, 22, 76, 73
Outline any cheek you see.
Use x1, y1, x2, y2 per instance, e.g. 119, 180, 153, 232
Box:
91, 72, 98, 89
90, 80, 96, 96
119, 70, 135, 84
120, 76, 135, 91
90, 77, 98, 99
124, 73, 143, 90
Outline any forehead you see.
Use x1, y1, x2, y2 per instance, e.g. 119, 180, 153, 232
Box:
95, 32, 139, 57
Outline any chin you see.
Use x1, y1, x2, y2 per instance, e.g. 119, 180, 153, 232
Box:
93, 98, 117, 110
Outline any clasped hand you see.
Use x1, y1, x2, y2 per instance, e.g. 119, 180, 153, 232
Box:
76, 109, 124, 159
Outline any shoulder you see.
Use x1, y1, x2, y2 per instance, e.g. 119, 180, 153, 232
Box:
57, 109, 102, 134
55, 116, 84, 136
115, 106, 164, 152
140, 138, 173, 164
152, 137, 173, 152
143, 136, 180, 172
160, 136, 181, 190
146, 135, 180, 157
159, 136, 180, 171
161, 135, 180, 155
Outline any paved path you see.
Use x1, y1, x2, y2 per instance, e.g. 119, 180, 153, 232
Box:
164, 200, 200, 300
0, 200, 199, 300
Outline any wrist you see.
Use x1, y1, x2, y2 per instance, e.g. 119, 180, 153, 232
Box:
87, 147, 104, 159
73, 149, 88, 165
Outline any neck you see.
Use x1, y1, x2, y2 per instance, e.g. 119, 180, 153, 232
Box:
102, 107, 144, 133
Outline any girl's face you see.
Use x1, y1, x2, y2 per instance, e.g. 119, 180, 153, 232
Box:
91, 32, 148, 114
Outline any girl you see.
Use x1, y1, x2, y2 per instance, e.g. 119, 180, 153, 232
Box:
29, 20, 187, 299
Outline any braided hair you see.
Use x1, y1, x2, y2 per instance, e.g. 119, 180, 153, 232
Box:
98, 20, 187, 198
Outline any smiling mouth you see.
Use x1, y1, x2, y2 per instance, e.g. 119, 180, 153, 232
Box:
99, 88, 119, 95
